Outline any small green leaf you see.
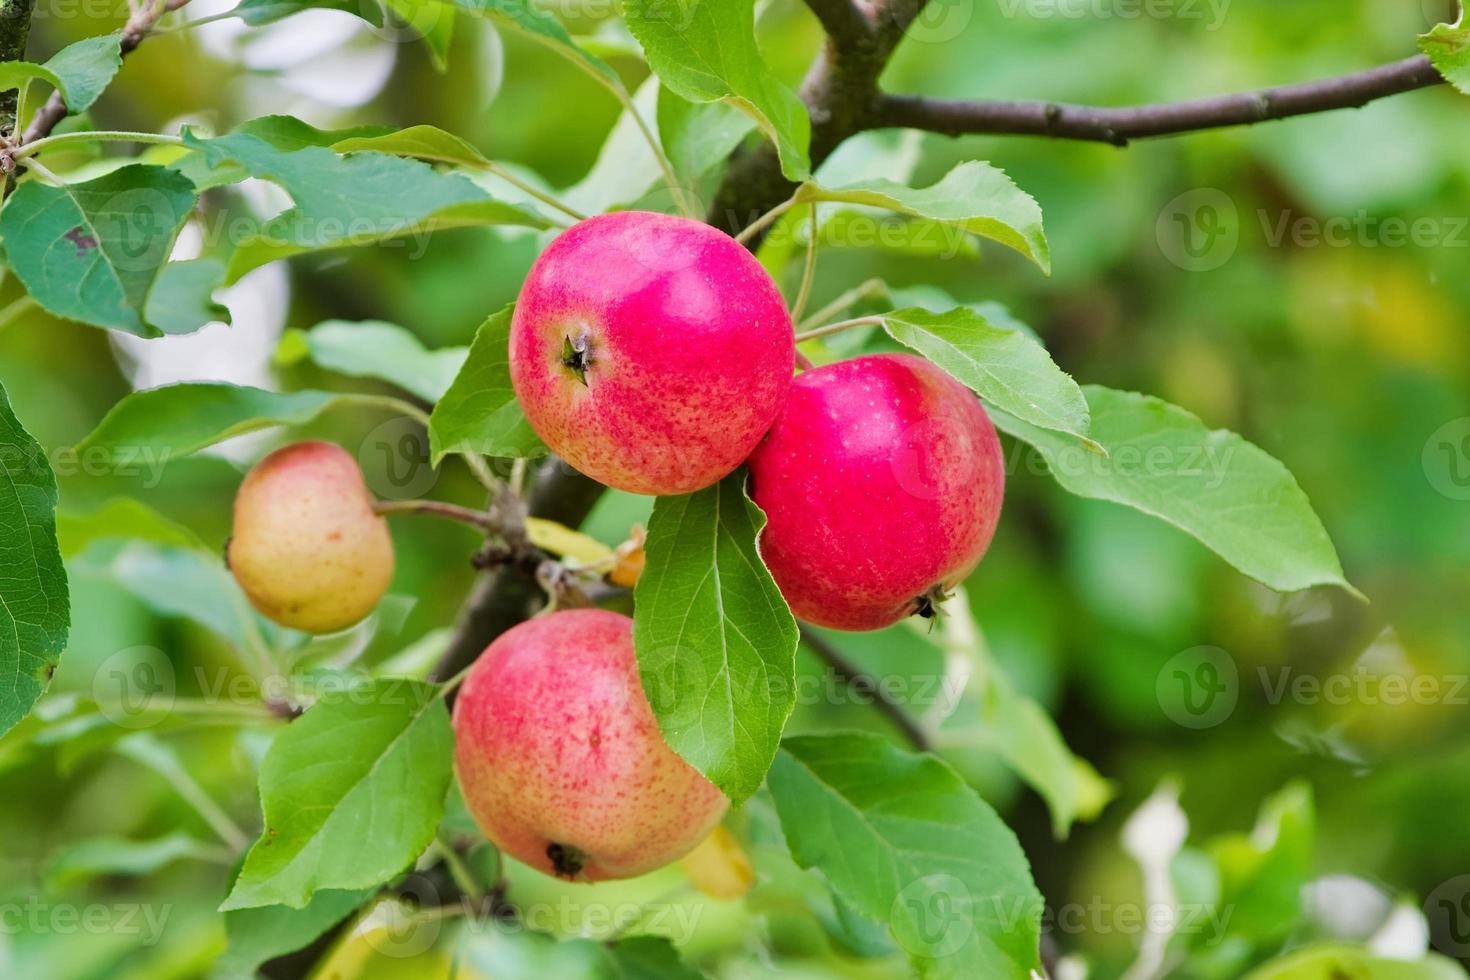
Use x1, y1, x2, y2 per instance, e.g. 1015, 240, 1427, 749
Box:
76, 382, 411, 461
625, 0, 811, 180
219, 888, 373, 979
656, 84, 756, 188
46, 833, 226, 889
875, 306, 1092, 447
57, 497, 209, 557
180, 130, 551, 282
633, 472, 797, 804
768, 732, 1045, 979
1243, 944, 1469, 980
992, 386, 1358, 596
280, 321, 467, 403
146, 258, 229, 336
223, 678, 453, 910
0, 33, 123, 113
332, 124, 491, 169
0, 164, 197, 336
798, 162, 1050, 272
445, 0, 619, 84
0, 384, 70, 738
1421, 6, 1470, 95
428, 306, 546, 463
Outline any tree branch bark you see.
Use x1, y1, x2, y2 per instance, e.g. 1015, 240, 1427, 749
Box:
873, 54, 1445, 146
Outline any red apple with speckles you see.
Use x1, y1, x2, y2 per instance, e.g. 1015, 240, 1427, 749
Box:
228, 441, 394, 633
453, 609, 728, 881
748, 354, 1005, 631
509, 211, 794, 496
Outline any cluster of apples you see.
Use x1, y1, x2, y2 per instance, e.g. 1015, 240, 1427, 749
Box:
226, 211, 1005, 884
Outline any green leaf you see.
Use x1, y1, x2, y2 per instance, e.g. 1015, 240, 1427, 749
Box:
797, 162, 1050, 272
445, 0, 619, 84
57, 497, 209, 557
233, 0, 378, 26
656, 84, 756, 188
179, 130, 551, 282
991, 386, 1357, 595
1421, 6, 1470, 96
461, 925, 701, 978
0, 384, 70, 738
219, 888, 373, 979
427, 306, 546, 463
332, 124, 492, 169
874, 306, 1092, 447
145, 258, 230, 336
1243, 944, 1469, 980
0, 34, 123, 113
633, 472, 797, 804
1208, 781, 1314, 943
815, 211, 981, 260
625, 0, 811, 180
768, 732, 1044, 979
0, 164, 198, 336
279, 321, 467, 403
383, 0, 457, 70
76, 383, 412, 461
222, 678, 453, 910
45, 833, 226, 889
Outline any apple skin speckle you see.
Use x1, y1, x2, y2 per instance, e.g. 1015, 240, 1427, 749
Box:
510, 211, 794, 496
453, 609, 729, 882
748, 354, 1005, 631
228, 441, 394, 634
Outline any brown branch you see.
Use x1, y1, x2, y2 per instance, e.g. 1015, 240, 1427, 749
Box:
801, 0, 874, 50
799, 627, 933, 752
873, 54, 1445, 146
19, 0, 191, 146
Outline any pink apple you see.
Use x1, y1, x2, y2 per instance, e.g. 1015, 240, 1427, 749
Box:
453, 609, 729, 881
748, 354, 1005, 631
509, 211, 794, 496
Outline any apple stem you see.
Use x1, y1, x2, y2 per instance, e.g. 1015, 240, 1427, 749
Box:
733, 193, 803, 245
796, 277, 886, 333
372, 498, 502, 531
789, 202, 820, 323
793, 315, 884, 343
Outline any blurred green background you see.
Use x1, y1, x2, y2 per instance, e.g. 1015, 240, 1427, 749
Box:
1, 0, 1467, 977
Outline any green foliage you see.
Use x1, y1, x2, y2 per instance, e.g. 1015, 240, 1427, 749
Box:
0, 165, 197, 336
428, 305, 546, 462
625, 0, 811, 180
277, 320, 468, 403
768, 732, 1045, 979
223, 679, 453, 909
1421, 4, 1470, 95
993, 386, 1357, 595
874, 305, 1093, 446
633, 471, 798, 803
0, 33, 122, 113
0, 384, 69, 738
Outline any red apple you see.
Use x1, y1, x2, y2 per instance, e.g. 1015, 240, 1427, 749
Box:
509, 211, 794, 496
453, 609, 729, 881
228, 441, 394, 633
748, 354, 1005, 631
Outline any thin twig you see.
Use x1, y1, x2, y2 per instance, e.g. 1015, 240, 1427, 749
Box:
874, 55, 1445, 146
373, 498, 502, 531
790, 203, 819, 323
794, 314, 881, 343
796, 277, 885, 332
800, 627, 933, 752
